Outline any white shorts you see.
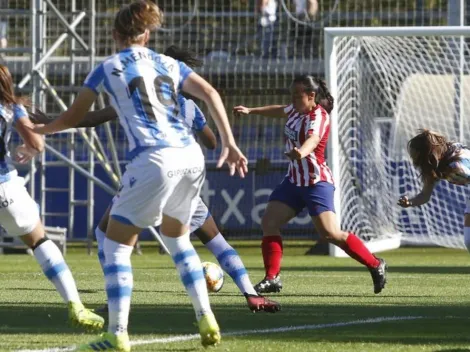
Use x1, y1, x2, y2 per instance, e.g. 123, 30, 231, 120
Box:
111, 144, 206, 228
189, 198, 210, 233
0, 176, 40, 237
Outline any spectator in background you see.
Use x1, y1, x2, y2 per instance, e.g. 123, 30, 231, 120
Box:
0, 0, 8, 63
294, 0, 318, 20
291, 0, 319, 59
257, 0, 278, 58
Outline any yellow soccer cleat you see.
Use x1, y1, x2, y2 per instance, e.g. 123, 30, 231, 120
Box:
68, 302, 105, 332
198, 312, 221, 347
77, 332, 130, 352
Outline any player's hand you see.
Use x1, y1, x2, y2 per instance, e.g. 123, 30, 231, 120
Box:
31, 123, 47, 135
398, 195, 412, 208
217, 143, 248, 178
232, 106, 251, 117
285, 147, 302, 161
15, 145, 37, 164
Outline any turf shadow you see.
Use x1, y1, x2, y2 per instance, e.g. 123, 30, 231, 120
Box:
3, 301, 470, 348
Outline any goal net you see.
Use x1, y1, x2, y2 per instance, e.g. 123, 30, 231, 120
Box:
325, 27, 470, 255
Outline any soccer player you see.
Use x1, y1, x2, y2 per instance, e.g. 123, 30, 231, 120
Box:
30, 46, 280, 314
233, 75, 388, 295
0, 65, 104, 331
398, 129, 470, 248
33, 1, 247, 350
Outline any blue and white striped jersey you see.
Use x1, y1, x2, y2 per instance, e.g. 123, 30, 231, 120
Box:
445, 143, 470, 186
84, 47, 195, 156
0, 103, 28, 183
178, 95, 207, 132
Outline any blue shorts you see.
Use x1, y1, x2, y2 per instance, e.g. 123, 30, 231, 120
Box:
269, 177, 335, 217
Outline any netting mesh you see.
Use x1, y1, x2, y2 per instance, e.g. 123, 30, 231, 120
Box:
332, 33, 470, 248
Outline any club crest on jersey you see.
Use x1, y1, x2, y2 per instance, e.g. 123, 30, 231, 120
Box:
284, 126, 297, 141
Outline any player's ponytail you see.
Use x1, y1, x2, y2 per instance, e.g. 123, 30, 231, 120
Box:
163, 46, 203, 69
316, 79, 334, 114
407, 129, 455, 183
114, 0, 163, 45
292, 75, 334, 114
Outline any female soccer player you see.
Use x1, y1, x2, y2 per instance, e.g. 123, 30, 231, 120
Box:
0, 65, 104, 331
233, 75, 387, 295
398, 129, 470, 248
31, 45, 279, 314
89, 45, 278, 314
33, 1, 247, 350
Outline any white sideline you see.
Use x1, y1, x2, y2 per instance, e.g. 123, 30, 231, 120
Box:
15, 315, 423, 352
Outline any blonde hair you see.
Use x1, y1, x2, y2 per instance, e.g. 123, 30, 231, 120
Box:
114, 0, 163, 45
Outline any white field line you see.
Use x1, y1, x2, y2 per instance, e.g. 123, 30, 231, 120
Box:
15, 315, 424, 352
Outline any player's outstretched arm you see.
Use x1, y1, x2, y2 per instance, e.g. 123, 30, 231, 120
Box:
76, 106, 117, 128
182, 72, 247, 177
398, 179, 436, 207
233, 105, 287, 118
33, 88, 97, 135
196, 125, 217, 150
29, 106, 117, 128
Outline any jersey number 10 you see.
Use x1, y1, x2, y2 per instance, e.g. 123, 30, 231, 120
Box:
127, 75, 179, 121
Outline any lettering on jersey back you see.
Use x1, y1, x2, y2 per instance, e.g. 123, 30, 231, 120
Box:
111, 50, 166, 77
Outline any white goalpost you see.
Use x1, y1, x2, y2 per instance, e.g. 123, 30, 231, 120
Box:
324, 26, 470, 257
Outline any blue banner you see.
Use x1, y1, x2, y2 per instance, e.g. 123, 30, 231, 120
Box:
27, 163, 313, 240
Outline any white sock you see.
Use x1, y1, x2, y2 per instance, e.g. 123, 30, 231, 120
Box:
34, 239, 81, 303
464, 227, 470, 253
205, 233, 257, 296
104, 237, 133, 335
161, 231, 212, 321
95, 227, 106, 274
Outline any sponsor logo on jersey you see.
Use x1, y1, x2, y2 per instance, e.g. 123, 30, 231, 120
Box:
284, 126, 297, 141
167, 166, 204, 178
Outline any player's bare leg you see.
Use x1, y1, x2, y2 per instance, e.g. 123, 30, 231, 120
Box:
312, 211, 387, 294
195, 216, 280, 313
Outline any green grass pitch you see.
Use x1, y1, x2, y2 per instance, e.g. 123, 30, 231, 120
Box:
1, 242, 470, 351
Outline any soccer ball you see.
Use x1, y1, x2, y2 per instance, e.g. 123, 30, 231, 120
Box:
201, 261, 224, 293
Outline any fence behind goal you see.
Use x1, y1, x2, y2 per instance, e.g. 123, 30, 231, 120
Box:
0, 0, 461, 242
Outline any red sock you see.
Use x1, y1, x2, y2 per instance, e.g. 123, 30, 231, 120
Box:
261, 236, 283, 279
340, 233, 380, 268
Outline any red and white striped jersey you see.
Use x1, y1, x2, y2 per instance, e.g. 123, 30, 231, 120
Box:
283, 104, 334, 186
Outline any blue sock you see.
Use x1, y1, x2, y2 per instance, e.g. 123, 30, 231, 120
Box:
34, 239, 81, 303
206, 233, 257, 296
95, 227, 106, 274
161, 231, 212, 321
103, 237, 133, 335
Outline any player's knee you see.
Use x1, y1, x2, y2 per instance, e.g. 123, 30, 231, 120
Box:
261, 216, 281, 235
320, 230, 347, 244
464, 226, 470, 253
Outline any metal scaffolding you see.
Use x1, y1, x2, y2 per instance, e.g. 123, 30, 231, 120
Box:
3, 0, 168, 255
12, 0, 116, 253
